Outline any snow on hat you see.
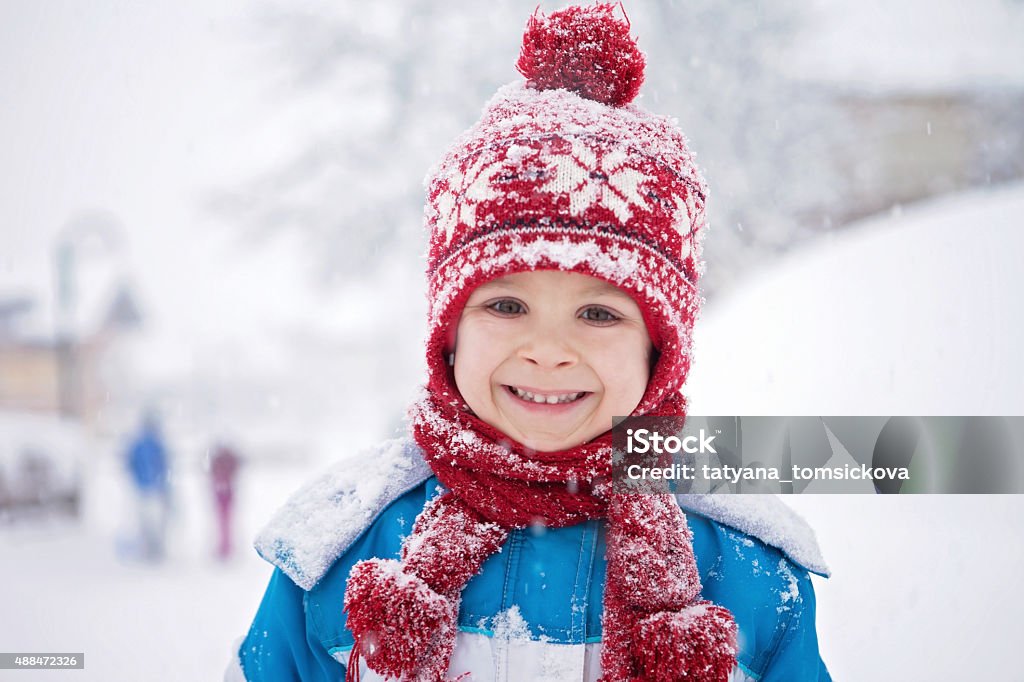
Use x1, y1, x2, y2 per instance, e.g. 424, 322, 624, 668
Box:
423, 3, 708, 414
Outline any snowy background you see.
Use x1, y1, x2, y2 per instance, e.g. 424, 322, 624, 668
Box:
1, 1, 1023, 680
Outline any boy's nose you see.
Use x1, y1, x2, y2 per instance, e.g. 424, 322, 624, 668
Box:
516, 333, 579, 369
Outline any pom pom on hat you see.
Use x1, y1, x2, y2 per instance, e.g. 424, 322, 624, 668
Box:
517, 3, 645, 107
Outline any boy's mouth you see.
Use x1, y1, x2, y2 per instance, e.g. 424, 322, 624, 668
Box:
504, 385, 590, 405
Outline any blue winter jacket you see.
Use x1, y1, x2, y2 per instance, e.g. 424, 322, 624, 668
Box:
230, 438, 831, 681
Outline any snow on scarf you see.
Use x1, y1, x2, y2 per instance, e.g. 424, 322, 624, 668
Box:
342, 388, 737, 681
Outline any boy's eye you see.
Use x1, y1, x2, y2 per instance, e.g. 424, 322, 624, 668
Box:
487, 299, 525, 315
580, 306, 620, 324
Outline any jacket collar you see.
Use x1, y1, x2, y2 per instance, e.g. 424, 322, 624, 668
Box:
256, 436, 829, 590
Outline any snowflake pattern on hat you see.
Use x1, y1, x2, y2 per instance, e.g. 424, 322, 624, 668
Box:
434, 153, 506, 245
539, 139, 652, 223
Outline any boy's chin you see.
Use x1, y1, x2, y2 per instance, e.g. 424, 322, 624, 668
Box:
510, 427, 594, 453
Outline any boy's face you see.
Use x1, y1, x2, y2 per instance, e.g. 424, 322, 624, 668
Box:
452, 270, 653, 452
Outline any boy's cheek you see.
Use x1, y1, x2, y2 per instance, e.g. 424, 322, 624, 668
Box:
448, 309, 498, 353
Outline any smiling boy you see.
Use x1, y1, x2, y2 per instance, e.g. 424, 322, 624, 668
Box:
454, 270, 652, 453
231, 5, 830, 681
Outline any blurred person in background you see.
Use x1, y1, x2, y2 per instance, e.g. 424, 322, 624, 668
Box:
209, 442, 241, 560
124, 411, 170, 562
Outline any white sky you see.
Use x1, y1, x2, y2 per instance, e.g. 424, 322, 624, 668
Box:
0, 0, 351, 374
2, 2, 266, 259
786, 0, 1024, 90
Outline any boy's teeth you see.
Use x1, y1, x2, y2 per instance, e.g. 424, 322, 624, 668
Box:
510, 386, 582, 404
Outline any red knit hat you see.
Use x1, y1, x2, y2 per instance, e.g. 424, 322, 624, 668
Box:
424, 3, 707, 416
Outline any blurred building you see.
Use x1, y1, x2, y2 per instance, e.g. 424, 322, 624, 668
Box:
778, 0, 1024, 233
0, 282, 142, 429
794, 89, 1024, 229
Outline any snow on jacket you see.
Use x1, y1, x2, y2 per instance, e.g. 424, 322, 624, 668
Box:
228, 438, 832, 681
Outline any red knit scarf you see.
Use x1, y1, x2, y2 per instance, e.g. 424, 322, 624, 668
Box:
343, 389, 737, 681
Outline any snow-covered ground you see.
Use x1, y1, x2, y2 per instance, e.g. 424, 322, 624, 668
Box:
786, 494, 1024, 679
689, 181, 1024, 679
0, 451, 307, 681
688, 180, 1024, 416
